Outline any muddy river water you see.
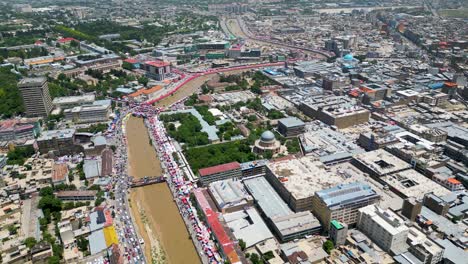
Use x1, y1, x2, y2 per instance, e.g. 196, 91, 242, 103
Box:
126, 116, 200, 264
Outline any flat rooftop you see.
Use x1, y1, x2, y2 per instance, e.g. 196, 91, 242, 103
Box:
328, 162, 403, 211
353, 149, 412, 176
272, 211, 321, 237
64, 104, 109, 113
300, 122, 364, 158
52, 94, 95, 105
37, 129, 75, 141
315, 182, 379, 209
240, 159, 268, 171
278, 117, 305, 128
359, 205, 408, 236
18, 77, 46, 87
302, 95, 369, 118
381, 169, 450, 200
244, 176, 292, 219
267, 156, 364, 200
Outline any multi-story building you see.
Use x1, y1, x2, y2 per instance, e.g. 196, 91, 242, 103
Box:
423, 193, 450, 216
277, 117, 305, 138
64, 104, 110, 124
265, 156, 375, 213
299, 96, 370, 129
244, 176, 322, 243
401, 197, 422, 222
352, 149, 412, 178
196, 40, 230, 50
52, 94, 96, 109
312, 182, 380, 230
240, 160, 267, 178
56, 190, 97, 201
198, 162, 242, 186
329, 220, 348, 246
357, 205, 409, 254
18, 77, 53, 117
37, 129, 79, 156
271, 211, 321, 242
405, 226, 444, 264
0, 119, 40, 142
142, 61, 171, 81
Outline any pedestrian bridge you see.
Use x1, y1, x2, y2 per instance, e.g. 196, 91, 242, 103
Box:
130, 176, 166, 188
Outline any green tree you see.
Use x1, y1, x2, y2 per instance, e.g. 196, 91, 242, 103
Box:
7, 225, 18, 235
138, 76, 149, 87
48, 255, 60, 264
323, 240, 334, 254
24, 237, 37, 249
39, 187, 54, 197
238, 239, 246, 251
249, 253, 262, 264
38, 196, 63, 213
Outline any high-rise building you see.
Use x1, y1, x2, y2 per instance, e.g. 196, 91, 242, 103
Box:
357, 205, 409, 254
18, 77, 53, 117
329, 220, 348, 246
401, 197, 422, 222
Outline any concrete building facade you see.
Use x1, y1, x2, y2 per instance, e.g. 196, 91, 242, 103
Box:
18, 77, 53, 117
357, 205, 409, 254
312, 182, 380, 230
198, 162, 242, 186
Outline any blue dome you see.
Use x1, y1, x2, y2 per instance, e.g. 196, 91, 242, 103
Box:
343, 54, 354, 61
260, 131, 275, 142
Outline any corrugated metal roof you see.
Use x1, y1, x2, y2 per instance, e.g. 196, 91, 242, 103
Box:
89, 230, 107, 255
199, 162, 240, 177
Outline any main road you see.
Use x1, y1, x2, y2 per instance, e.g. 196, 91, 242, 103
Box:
221, 16, 332, 59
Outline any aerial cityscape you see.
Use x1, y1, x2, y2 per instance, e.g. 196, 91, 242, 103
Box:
0, 0, 467, 264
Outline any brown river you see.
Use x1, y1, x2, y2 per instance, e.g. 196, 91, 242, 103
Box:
126, 116, 200, 264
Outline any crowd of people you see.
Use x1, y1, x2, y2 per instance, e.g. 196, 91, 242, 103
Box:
101, 98, 226, 263
107, 107, 147, 264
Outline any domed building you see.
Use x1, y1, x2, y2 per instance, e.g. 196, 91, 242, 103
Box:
254, 130, 281, 155
343, 54, 354, 61
339, 53, 359, 71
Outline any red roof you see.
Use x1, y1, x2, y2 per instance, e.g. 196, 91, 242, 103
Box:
447, 178, 461, 184
52, 163, 68, 182
193, 189, 239, 263
58, 37, 77, 43
145, 60, 171, 68
199, 162, 240, 177
124, 58, 138, 64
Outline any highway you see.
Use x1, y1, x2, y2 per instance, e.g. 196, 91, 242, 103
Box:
221, 16, 332, 59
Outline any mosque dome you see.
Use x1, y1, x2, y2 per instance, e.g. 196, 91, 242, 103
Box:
343, 54, 354, 61
260, 130, 275, 142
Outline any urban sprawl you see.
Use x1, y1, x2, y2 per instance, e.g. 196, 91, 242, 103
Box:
0, 1, 467, 264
